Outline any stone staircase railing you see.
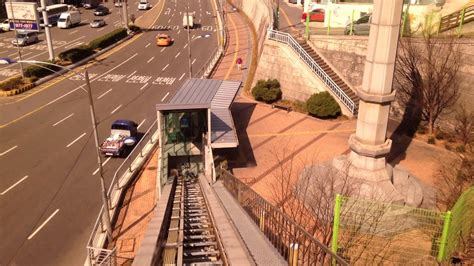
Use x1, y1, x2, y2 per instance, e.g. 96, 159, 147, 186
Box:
267, 29, 358, 115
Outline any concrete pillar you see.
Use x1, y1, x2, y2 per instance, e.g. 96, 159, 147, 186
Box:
348, 0, 402, 176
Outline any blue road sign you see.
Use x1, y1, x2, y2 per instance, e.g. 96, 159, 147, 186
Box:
9, 21, 39, 31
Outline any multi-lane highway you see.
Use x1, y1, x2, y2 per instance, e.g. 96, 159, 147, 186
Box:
0, 0, 218, 264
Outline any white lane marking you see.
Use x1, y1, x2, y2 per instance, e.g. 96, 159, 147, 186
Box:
183, 43, 188, 49
127, 70, 137, 78
92, 157, 111, 175
15, 52, 33, 58
147, 56, 155, 63
168, 18, 171, 23
161, 92, 170, 102
162, 64, 169, 71
0, 50, 8, 55
66, 133, 86, 148
192, 58, 196, 65
111, 104, 122, 114
8, 52, 17, 57
68, 30, 79, 35
175, 52, 181, 58
97, 88, 113, 99
0, 146, 18, 156
64, 41, 82, 49
46, 54, 138, 106
145, 43, 151, 48
53, 113, 74, 127
137, 118, 146, 129
179, 73, 185, 81
177, 30, 180, 34
139, 83, 148, 91
160, 47, 166, 52
1, 175, 28, 196
27, 209, 60, 240
97, 28, 105, 32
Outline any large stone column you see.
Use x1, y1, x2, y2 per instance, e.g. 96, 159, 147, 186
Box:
333, 0, 422, 205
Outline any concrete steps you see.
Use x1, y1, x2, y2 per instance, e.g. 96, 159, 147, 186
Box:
295, 39, 359, 113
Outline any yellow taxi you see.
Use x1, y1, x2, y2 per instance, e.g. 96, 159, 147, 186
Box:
156, 34, 173, 46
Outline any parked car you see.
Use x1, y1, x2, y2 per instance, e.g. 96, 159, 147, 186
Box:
90, 19, 106, 28
83, 0, 100, 9
0, 19, 10, 32
94, 6, 109, 16
11, 31, 39, 46
345, 14, 371, 35
138, 0, 151, 10
289, 0, 304, 4
156, 34, 173, 46
114, 1, 123, 7
301, 9, 325, 22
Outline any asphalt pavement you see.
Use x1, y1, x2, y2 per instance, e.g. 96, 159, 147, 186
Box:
0, 0, 219, 264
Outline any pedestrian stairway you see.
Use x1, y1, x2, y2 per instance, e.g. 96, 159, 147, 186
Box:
295, 38, 359, 113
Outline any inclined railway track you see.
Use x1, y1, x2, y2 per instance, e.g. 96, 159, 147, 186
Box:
160, 170, 226, 265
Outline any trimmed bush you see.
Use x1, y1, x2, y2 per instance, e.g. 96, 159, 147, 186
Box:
252, 79, 282, 103
455, 145, 466, 153
306, 91, 341, 118
24, 61, 62, 79
427, 136, 436, 144
128, 25, 141, 32
89, 28, 128, 50
0, 76, 23, 91
58, 45, 94, 63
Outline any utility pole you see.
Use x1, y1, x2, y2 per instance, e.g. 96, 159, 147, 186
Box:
40, 0, 55, 61
186, 2, 192, 78
85, 70, 113, 243
8, 0, 25, 78
122, 0, 129, 30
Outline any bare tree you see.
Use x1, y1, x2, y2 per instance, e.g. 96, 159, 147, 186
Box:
454, 104, 474, 151
436, 154, 474, 210
394, 34, 461, 136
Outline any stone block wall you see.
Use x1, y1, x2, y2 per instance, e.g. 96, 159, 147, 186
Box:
253, 41, 327, 103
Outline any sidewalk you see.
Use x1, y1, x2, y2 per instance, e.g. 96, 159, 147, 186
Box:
110, 1, 257, 263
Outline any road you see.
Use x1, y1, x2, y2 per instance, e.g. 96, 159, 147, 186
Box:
0, 0, 218, 264
0, 0, 156, 80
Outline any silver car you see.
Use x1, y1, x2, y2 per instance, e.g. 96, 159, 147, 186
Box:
90, 19, 106, 28
11, 31, 39, 46
345, 14, 371, 36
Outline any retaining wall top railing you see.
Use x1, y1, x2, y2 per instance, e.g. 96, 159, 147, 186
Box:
219, 169, 348, 265
86, 120, 159, 265
267, 29, 357, 115
439, 4, 474, 33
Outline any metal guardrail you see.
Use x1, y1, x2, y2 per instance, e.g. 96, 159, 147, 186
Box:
86, 120, 159, 265
196, 0, 226, 78
438, 4, 474, 33
267, 29, 356, 115
219, 169, 348, 265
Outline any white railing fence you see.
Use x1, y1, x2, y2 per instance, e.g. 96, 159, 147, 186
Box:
86, 120, 159, 265
267, 29, 357, 115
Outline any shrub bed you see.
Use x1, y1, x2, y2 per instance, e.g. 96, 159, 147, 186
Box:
89, 28, 128, 50
58, 45, 94, 63
24, 61, 62, 79
306, 91, 341, 118
0, 76, 24, 91
252, 79, 282, 103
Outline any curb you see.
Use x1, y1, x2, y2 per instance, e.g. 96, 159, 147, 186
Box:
0, 31, 138, 97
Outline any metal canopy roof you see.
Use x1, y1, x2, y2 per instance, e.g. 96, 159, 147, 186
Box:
156, 78, 241, 148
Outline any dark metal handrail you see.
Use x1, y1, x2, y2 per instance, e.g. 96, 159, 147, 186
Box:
219, 169, 348, 265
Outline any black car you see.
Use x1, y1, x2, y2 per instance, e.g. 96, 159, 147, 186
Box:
94, 6, 109, 16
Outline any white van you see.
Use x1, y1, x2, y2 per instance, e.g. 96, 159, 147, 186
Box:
138, 0, 151, 10
57, 11, 81, 28
183, 13, 194, 29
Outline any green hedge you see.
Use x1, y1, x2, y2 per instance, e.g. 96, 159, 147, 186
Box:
24, 61, 62, 79
58, 45, 94, 63
89, 28, 128, 50
252, 79, 282, 103
306, 91, 341, 118
0, 76, 23, 91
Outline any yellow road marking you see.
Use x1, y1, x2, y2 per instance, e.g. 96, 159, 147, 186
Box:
223, 13, 239, 80
247, 129, 355, 137
280, 5, 297, 33
0, 0, 167, 128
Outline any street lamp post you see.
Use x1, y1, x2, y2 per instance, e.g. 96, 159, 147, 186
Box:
0, 59, 113, 243
186, 2, 192, 78
7, 0, 25, 78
